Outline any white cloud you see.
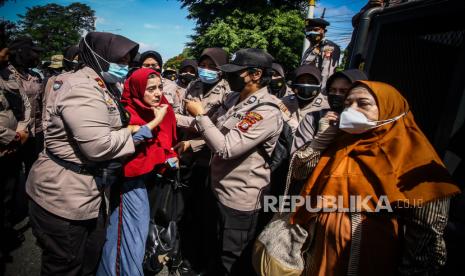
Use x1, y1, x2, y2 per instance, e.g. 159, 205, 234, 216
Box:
144, 23, 160, 29
96, 16, 106, 24
174, 25, 182, 30
138, 42, 160, 52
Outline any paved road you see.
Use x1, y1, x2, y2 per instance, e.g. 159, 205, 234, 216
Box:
2, 218, 169, 276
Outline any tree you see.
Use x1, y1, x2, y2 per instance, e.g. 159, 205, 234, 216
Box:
164, 47, 195, 70
0, 20, 18, 48
180, 0, 308, 72
16, 2, 95, 58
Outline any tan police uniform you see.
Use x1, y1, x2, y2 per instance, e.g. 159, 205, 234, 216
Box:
9, 65, 43, 136
26, 66, 135, 220
0, 69, 31, 154
176, 78, 230, 152
162, 78, 187, 114
195, 86, 283, 212
301, 39, 340, 90
281, 92, 330, 123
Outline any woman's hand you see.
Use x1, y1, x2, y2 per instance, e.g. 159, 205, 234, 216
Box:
184, 99, 204, 117
173, 141, 191, 155
152, 104, 168, 120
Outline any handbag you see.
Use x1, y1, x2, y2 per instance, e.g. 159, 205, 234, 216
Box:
252, 148, 320, 276
143, 169, 184, 274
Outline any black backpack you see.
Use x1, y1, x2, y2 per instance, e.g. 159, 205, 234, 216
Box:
246, 102, 294, 172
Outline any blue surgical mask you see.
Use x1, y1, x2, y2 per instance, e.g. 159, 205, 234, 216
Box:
198, 67, 220, 84
108, 63, 128, 79
83, 37, 128, 83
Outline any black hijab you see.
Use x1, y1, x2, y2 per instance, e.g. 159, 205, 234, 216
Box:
325, 69, 368, 90
139, 50, 163, 69
8, 36, 44, 69
63, 45, 80, 71
79, 32, 139, 75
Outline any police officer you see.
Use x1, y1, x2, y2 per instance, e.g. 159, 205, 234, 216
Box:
173, 48, 229, 273
301, 18, 341, 90
268, 62, 292, 98
8, 37, 44, 174
282, 64, 329, 124
162, 59, 197, 113
26, 32, 139, 275
185, 48, 283, 275
0, 44, 31, 261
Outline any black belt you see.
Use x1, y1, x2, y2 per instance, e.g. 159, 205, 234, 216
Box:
46, 149, 102, 176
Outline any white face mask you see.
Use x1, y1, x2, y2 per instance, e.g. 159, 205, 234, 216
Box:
339, 107, 407, 134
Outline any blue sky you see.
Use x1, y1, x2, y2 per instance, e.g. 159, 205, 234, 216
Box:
1, 0, 365, 61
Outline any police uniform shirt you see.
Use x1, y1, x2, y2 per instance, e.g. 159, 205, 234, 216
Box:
26, 66, 135, 220
9, 65, 43, 135
162, 78, 187, 114
301, 39, 341, 90
0, 68, 32, 149
195, 87, 283, 212
176, 78, 230, 151
281, 92, 330, 123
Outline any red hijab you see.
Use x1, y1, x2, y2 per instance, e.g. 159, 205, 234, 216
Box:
121, 68, 177, 177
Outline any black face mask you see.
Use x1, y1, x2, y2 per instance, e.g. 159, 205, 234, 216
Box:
269, 78, 286, 98
225, 71, 248, 92
178, 73, 196, 85
293, 83, 320, 101
328, 94, 346, 113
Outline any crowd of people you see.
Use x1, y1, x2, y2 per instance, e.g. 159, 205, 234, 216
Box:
0, 14, 462, 276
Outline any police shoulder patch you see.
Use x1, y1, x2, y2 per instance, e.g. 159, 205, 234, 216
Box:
313, 97, 322, 106
95, 77, 106, 89
237, 111, 263, 132
53, 80, 63, 91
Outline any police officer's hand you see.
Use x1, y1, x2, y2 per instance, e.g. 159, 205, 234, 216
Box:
173, 141, 191, 155
127, 125, 141, 134
17, 130, 29, 145
184, 99, 204, 117
152, 104, 168, 120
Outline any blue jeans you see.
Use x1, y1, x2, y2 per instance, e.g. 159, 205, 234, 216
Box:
97, 176, 150, 276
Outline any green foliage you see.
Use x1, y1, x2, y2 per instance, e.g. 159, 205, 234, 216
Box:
180, 0, 308, 72
16, 2, 95, 59
190, 8, 305, 72
337, 47, 349, 71
164, 47, 195, 70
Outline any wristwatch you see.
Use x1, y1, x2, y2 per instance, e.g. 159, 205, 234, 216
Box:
195, 114, 204, 121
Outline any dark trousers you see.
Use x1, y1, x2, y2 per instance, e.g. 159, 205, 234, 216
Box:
208, 197, 266, 276
0, 154, 22, 255
29, 200, 106, 276
178, 164, 210, 271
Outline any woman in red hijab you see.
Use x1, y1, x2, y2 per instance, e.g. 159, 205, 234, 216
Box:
98, 68, 177, 276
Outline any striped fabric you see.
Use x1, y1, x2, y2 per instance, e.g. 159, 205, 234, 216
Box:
399, 198, 450, 275
347, 212, 363, 276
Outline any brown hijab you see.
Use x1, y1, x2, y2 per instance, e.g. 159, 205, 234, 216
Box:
292, 81, 459, 224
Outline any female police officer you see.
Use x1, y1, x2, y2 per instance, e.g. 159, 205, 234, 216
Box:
26, 32, 139, 276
